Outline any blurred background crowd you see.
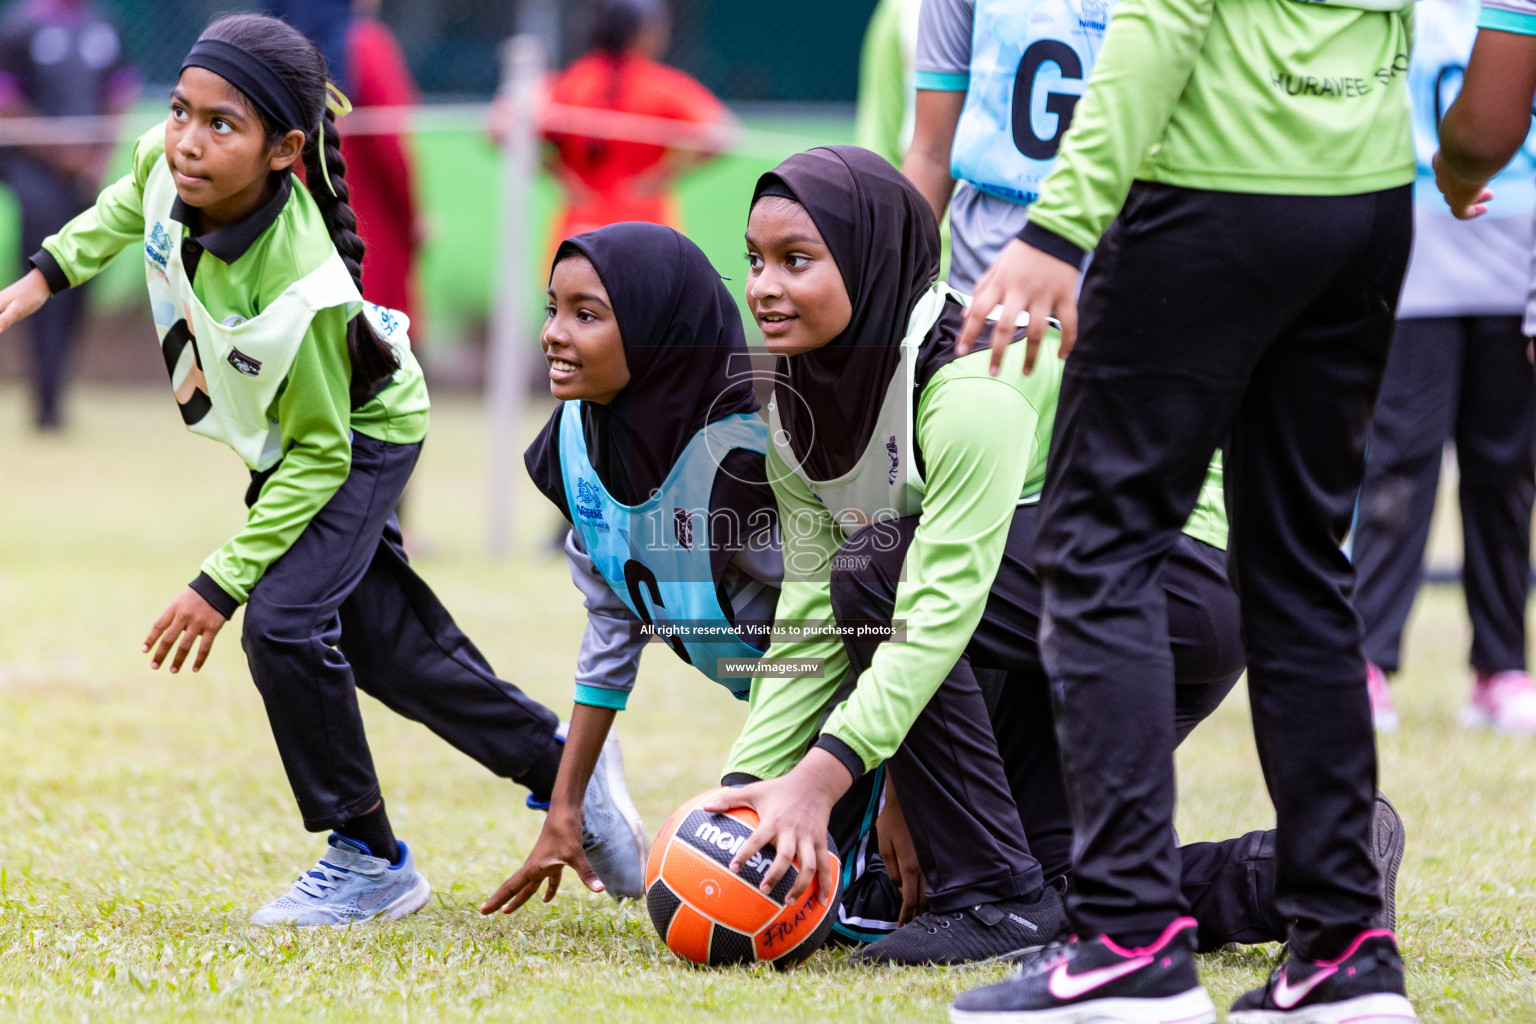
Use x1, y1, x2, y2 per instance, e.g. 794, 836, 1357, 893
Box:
0, 0, 892, 425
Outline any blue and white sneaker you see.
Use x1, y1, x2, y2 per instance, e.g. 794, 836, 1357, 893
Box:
530, 723, 649, 899
581, 726, 649, 899
250, 834, 432, 927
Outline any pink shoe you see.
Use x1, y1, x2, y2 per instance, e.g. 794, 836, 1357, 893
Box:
1367, 662, 1398, 734
1464, 671, 1536, 735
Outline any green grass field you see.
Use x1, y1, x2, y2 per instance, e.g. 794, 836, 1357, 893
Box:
1, 384, 1533, 1023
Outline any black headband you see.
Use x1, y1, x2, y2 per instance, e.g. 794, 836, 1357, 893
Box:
753, 178, 799, 204
181, 39, 307, 134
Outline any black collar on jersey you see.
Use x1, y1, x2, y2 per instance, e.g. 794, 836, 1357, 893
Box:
181, 39, 306, 133
171, 172, 291, 266
525, 222, 759, 510
753, 146, 945, 481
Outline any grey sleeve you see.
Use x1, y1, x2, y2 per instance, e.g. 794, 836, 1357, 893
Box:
721, 523, 784, 633
915, 0, 974, 80
726, 522, 784, 586
566, 530, 646, 709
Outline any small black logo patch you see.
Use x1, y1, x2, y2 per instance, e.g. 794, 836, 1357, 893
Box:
227, 348, 262, 376
674, 507, 694, 550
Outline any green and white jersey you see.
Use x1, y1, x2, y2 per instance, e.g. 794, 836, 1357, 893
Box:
41, 126, 430, 609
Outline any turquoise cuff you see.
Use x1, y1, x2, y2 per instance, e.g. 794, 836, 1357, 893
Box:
1478, 6, 1536, 35
915, 69, 969, 92
573, 684, 630, 711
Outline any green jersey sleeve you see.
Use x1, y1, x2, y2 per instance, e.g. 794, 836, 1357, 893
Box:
816, 371, 1040, 774
1024, 0, 1216, 258
721, 442, 852, 781
40, 127, 162, 286
1023, 0, 1414, 262
197, 304, 354, 607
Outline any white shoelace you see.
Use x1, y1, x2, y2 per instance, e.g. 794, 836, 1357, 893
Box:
293, 860, 352, 900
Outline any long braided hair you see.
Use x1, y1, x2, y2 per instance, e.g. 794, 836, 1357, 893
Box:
197, 14, 400, 406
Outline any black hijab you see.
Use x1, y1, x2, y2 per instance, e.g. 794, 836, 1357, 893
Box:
525, 222, 759, 511
753, 146, 955, 481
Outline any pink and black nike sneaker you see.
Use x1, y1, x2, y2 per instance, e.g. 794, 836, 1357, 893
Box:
1228, 929, 1417, 1024
948, 916, 1214, 1023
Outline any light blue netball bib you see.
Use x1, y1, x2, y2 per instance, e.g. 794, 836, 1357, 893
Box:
951, 0, 1115, 205
560, 402, 771, 698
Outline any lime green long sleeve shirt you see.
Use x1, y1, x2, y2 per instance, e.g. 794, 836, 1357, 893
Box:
1024, 0, 1415, 260
39, 128, 429, 609
724, 337, 1227, 780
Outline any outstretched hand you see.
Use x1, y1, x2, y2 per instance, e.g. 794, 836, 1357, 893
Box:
701, 748, 852, 906
0, 269, 52, 335
955, 238, 1081, 375
143, 587, 226, 673
481, 814, 603, 915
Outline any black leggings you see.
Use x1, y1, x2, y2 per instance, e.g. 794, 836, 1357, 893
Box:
1354, 315, 1536, 675
1037, 183, 1410, 956
242, 434, 561, 830
826, 507, 1282, 948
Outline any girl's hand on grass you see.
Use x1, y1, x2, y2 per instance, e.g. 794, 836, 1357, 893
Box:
702, 748, 852, 906
876, 776, 927, 925
480, 813, 602, 915
0, 269, 52, 335
142, 588, 226, 673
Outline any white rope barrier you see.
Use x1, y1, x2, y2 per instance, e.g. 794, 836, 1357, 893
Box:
0, 100, 831, 159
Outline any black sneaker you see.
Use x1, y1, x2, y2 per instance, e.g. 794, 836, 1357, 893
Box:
1229, 930, 1416, 1023
1372, 793, 1405, 933
949, 917, 1215, 1023
853, 881, 1065, 966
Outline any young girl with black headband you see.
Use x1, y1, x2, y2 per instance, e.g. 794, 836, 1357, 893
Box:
0, 13, 645, 926
705, 147, 1383, 974
482, 222, 905, 947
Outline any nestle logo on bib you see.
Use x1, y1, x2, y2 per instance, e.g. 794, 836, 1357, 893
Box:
575, 478, 604, 521
227, 348, 262, 377
145, 223, 171, 270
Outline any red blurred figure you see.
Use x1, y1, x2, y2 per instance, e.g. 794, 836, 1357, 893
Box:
539, 0, 732, 244
339, 0, 421, 329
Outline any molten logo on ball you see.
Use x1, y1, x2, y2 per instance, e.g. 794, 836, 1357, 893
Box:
645, 787, 842, 968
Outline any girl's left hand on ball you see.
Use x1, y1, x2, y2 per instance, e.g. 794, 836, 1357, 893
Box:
702, 748, 852, 906
143, 588, 226, 673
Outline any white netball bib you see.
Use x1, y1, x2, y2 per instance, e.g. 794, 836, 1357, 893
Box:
772, 282, 1045, 539
141, 160, 410, 470
769, 282, 957, 539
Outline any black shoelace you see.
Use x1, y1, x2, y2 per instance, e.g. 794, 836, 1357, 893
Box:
913, 909, 968, 935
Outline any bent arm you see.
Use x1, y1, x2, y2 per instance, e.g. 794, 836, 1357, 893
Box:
1438, 27, 1536, 186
